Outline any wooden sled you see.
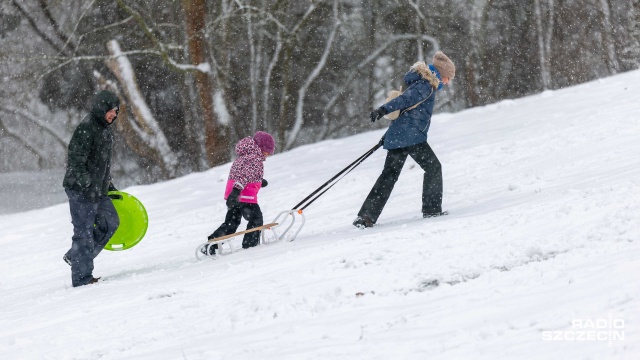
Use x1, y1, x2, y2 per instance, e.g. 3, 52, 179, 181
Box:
195, 223, 278, 260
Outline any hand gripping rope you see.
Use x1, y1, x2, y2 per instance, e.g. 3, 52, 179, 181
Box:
267, 139, 383, 242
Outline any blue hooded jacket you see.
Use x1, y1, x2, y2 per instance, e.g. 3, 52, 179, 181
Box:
381, 63, 442, 150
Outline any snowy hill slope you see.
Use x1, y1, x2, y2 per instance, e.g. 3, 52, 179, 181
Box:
1, 70, 639, 360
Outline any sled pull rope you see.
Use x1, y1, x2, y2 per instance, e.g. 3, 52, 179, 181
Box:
293, 141, 382, 212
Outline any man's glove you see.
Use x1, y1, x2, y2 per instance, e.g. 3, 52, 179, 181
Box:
107, 182, 121, 199
370, 107, 388, 123
261, 179, 268, 188
108, 182, 118, 192
226, 187, 241, 208
378, 134, 386, 146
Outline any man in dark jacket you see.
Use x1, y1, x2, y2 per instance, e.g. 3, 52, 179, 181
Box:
62, 90, 121, 287
354, 51, 455, 228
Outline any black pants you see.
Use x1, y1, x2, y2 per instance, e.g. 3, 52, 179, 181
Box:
65, 189, 119, 287
210, 203, 264, 248
357, 142, 442, 223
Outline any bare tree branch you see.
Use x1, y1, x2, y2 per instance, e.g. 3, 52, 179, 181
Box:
11, 0, 67, 55
275, 0, 322, 146
319, 33, 440, 138
106, 40, 179, 177
116, 0, 208, 74
37, 0, 74, 53
0, 105, 69, 148
61, 0, 99, 55
286, 0, 340, 150
0, 118, 46, 166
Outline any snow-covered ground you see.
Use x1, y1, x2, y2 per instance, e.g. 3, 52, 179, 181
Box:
1, 70, 639, 360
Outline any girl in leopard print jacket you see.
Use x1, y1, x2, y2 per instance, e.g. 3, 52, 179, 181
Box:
225, 136, 269, 203
207, 131, 275, 251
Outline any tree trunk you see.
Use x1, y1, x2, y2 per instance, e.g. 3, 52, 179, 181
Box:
598, 0, 620, 73
182, 0, 228, 166
277, 44, 293, 150
534, 0, 554, 90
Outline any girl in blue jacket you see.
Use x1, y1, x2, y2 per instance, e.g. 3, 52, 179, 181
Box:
354, 51, 455, 228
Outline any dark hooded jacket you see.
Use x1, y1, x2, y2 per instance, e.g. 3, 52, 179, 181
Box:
62, 91, 120, 202
381, 62, 443, 150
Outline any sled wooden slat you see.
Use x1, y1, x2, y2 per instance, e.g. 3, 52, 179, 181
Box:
206, 223, 278, 243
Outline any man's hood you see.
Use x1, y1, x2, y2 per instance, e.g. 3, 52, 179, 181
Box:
90, 90, 120, 126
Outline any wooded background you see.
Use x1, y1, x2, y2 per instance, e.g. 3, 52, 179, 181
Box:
1, 0, 638, 184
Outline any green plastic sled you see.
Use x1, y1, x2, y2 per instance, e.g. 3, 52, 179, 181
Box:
104, 191, 148, 251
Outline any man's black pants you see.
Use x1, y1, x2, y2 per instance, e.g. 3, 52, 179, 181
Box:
357, 142, 442, 223
65, 189, 119, 287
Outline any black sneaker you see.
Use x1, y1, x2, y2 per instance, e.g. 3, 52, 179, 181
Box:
63, 254, 72, 266
200, 243, 218, 256
353, 216, 375, 228
73, 277, 101, 288
423, 210, 449, 218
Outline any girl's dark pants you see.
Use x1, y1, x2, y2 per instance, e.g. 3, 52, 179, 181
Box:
210, 203, 263, 248
357, 142, 442, 223
65, 189, 119, 287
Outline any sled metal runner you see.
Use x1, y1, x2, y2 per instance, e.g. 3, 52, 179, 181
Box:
269, 141, 382, 242
195, 223, 279, 260
268, 209, 306, 243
